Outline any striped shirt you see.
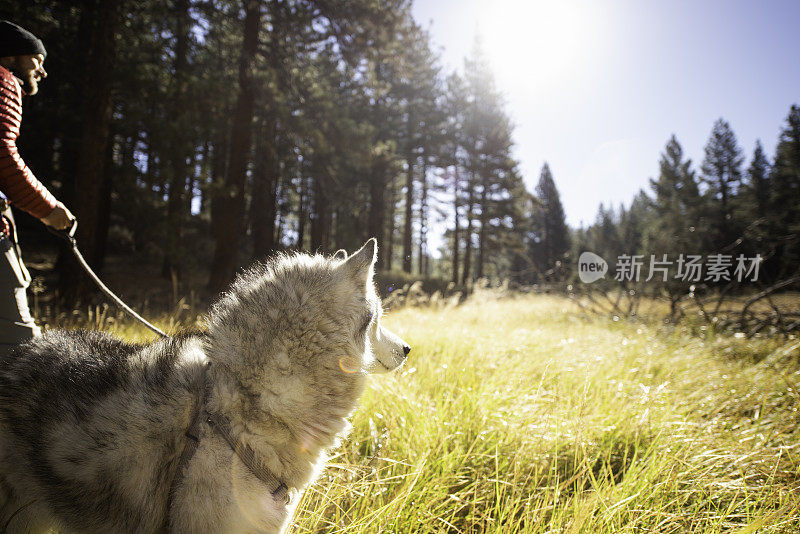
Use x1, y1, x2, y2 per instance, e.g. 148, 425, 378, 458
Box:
0, 64, 57, 234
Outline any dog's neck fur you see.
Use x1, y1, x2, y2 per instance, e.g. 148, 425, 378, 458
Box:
200, 343, 366, 494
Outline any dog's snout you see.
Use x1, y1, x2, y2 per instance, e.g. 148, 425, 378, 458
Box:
403, 345, 411, 356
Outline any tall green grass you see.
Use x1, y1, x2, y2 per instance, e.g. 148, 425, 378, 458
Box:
295, 295, 800, 533
49, 294, 800, 532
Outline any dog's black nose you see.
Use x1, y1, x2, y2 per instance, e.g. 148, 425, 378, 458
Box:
403, 345, 411, 356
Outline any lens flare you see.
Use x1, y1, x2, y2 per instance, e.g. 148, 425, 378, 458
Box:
338, 356, 360, 374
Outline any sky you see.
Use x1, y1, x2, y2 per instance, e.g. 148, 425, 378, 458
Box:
411, 0, 800, 228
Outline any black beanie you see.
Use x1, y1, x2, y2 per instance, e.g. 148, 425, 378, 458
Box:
0, 20, 46, 58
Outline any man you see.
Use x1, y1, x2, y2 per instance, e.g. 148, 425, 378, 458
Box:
0, 20, 73, 353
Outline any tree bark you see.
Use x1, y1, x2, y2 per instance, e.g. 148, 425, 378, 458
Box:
296, 175, 307, 249
143, 136, 153, 191
251, 117, 278, 259
461, 170, 475, 285
310, 175, 330, 252
385, 175, 396, 271
58, 0, 121, 302
185, 150, 197, 219
402, 155, 414, 273
208, 0, 261, 292
94, 135, 115, 268
452, 166, 460, 284
162, 0, 191, 280
208, 134, 229, 241
418, 158, 428, 276
476, 175, 488, 279
198, 141, 211, 213
368, 168, 386, 270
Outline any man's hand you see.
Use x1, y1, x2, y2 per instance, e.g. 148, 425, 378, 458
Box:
40, 202, 74, 230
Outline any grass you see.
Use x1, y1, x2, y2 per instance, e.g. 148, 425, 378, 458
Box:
45, 294, 800, 532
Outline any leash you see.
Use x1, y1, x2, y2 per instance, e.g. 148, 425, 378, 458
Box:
49, 220, 167, 338
165, 362, 291, 529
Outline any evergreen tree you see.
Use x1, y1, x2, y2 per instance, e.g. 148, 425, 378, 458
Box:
162, 0, 194, 281
700, 118, 744, 247
768, 104, 800, 275
743, 139, 770, 220
620, 190, 650, 256
733, 139, 771, 259
440, 72, 468, 283
645, 135, 704, 254
458, 36, 524, 282
2, 0, 572, 301
395, 20, 442, 274
58, 0, 124, 301
641, 137, 708, 313
585, 203, 623, 262
208, 0, 262, 292
531, 163, 570, 280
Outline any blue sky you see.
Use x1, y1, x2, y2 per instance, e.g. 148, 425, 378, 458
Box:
411, 0, 800, 228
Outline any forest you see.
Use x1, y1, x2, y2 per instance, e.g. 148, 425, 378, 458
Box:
2, 3, 800, 532
2, 0, 799, 322
3, 0, 525, 299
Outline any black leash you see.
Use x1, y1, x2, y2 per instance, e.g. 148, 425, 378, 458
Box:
49, 220, 167, 338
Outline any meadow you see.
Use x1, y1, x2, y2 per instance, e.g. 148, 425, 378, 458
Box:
54, 293, 800, 533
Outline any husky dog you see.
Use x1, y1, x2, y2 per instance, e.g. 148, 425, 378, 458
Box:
0, 239, 409, 533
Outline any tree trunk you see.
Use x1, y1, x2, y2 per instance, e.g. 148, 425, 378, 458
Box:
275, 182, 287, 248
58, 0, 121, 302
208, 134, 229, 243
198, 141, 211, 213
452, 166, 460, 284
310, 175, 330, 252
296, 175, 307, 249
251, 117, 278, 259
95, 135, 115, 268
208, 0, 261, 292
185, 149, 197, 218
402, 155, 414, 273
461, 171, 475, 285
368, 168, 386, 271
476, 175, 488, 279
162, 0, 191, 280
418, 158, 428, 276
385, 175, 396, 271
720, 181, 729, 245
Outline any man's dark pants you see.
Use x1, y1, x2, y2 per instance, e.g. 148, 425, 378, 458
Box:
0, 208, 40, 356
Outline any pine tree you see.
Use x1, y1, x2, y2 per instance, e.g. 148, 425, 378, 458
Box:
734, 139, 771, 255
646, 135, 704, 253
642, 137, 707, 312
768, 104, 800, 275
458, 35, 525, 282
531, 163, 570, 280
395, 20, 442, 274
162, 0, 194, 281
619, 190, 650, 256
208, 0, 262, 292
585, 203, 623, 262
700, 118, 744, 247
58, 0, 123, 301
441, 72, 468, 283
744, 139, 770, 220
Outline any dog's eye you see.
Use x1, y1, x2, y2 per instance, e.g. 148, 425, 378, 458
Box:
360, 312, 374, 332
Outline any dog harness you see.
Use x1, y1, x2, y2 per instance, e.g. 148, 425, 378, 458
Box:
167, 363, 291, 518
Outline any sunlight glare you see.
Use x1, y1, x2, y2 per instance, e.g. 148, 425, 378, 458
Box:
478, 0, 593, 92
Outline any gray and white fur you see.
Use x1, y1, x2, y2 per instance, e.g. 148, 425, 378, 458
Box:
0, 239, 409, 533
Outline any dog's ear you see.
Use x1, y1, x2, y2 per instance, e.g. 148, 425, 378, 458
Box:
341, 238, 377, 281
333, 249, 348, 261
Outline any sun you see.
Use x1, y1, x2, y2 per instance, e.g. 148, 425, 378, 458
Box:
478, 0, 595, 93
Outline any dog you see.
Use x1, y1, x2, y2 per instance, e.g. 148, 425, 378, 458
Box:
0, 238, 409, 533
